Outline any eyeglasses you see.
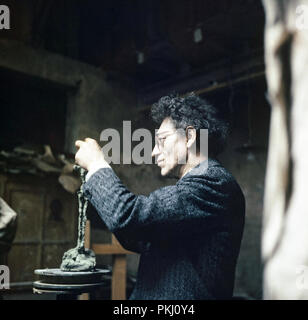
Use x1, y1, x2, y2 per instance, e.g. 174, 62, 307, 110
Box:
155, 131, 177, 151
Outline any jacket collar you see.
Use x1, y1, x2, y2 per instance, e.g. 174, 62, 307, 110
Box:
180, 158, 221, 180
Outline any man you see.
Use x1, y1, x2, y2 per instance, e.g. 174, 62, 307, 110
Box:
75, 93, 245, 300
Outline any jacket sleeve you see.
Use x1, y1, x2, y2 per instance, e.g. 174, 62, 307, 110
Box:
83, 167, 230, 246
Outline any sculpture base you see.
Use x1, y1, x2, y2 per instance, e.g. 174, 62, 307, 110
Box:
34, 268, 110, 285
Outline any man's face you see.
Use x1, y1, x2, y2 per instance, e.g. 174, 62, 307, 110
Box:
152, 117, 187, 177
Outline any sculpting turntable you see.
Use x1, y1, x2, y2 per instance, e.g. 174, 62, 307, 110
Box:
33, 268, 110, 300
33, 165, 109, 300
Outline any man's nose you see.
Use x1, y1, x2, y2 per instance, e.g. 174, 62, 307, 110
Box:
152, 144, 160, 158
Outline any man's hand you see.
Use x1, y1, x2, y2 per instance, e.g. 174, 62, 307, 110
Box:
75, 138, 110, 172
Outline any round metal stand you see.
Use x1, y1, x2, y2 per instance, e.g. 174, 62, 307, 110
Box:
33, 268, 110, 300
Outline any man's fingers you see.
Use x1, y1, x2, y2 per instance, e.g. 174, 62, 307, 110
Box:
75, 149, 80, 161
76, 138, 97, 148
75, 140, 85, 148
85, 137, 95, 143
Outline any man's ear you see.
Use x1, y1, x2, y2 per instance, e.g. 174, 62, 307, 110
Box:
186, 126, 197, 148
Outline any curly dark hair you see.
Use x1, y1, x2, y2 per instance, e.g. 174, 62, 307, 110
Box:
151, 93, 229, 157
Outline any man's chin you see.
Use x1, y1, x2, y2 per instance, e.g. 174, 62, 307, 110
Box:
160, 165, 180, 179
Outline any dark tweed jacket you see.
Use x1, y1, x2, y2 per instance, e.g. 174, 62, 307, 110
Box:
83, 158, 245, 300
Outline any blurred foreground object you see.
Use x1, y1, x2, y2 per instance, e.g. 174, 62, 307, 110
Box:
262, 0, 308, 299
